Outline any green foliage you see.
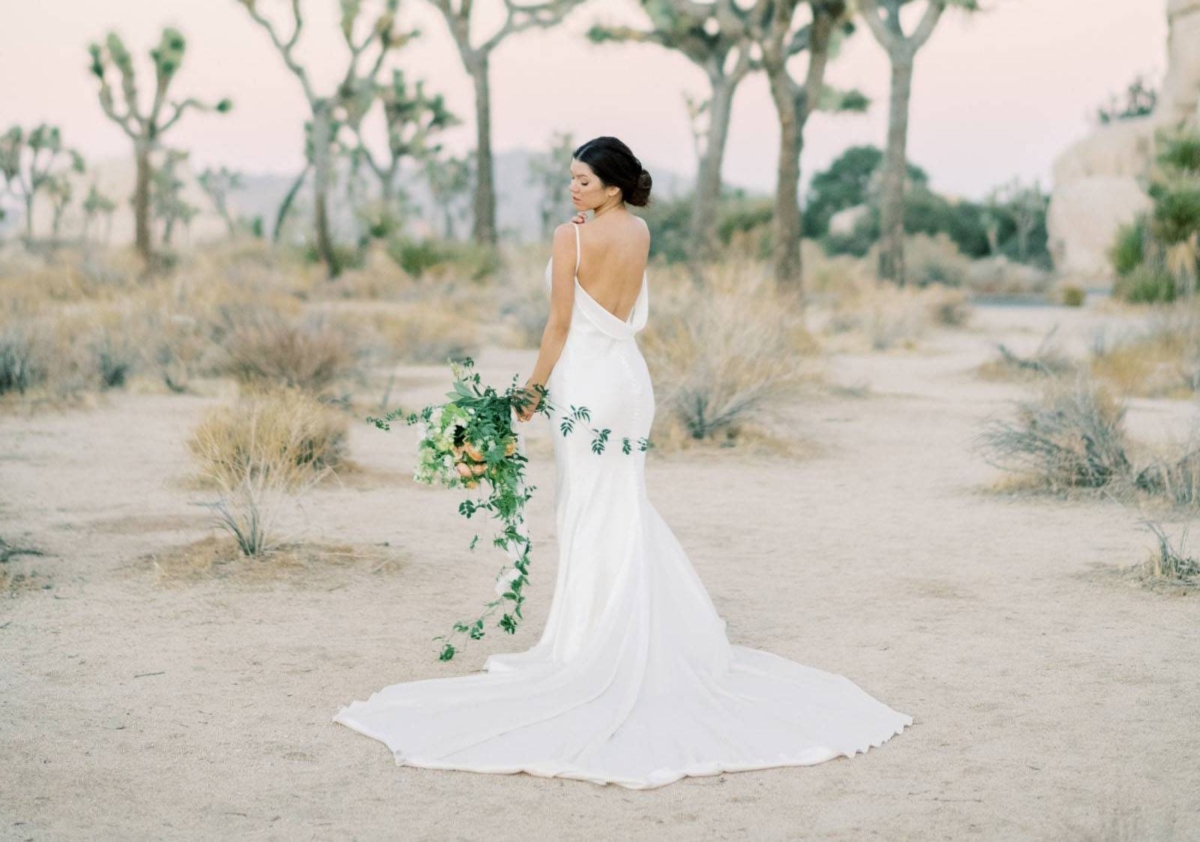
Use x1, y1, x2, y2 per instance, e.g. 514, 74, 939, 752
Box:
804, 145, 927, 238
384, 235, 500, 280
1110, 217, 1147, 276
1109, 128, 1200, 300
1149, 186, 1200, 246
639, 193, 694, 264
1113, 264, 1178, 304
1096, 74, 1157, 125
369, 357, 650, 661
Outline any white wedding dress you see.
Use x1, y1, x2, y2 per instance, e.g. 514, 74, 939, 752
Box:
332, 223, 913, 789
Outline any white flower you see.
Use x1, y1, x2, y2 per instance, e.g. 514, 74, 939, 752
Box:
494, 566, 522, 596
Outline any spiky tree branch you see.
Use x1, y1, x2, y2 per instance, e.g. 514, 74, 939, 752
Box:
88, 28, 232, 258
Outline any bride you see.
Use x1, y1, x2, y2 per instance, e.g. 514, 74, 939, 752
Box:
332, 136, 913, 790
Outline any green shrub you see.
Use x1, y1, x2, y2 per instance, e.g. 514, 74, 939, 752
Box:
1061, 285, 1086, 307
1109, 217, 1147, 276
1113, 264, 1177, 303
385, 236, 500, 280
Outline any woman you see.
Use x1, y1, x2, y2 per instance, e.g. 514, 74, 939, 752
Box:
332, 137, 913, 789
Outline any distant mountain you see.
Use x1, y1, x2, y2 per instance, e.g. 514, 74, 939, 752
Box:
0, 145, 712, 247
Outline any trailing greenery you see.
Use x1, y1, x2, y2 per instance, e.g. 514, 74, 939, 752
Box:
367, 357, 651, 662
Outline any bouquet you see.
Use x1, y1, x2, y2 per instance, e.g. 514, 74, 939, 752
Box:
367, 357, 651, 661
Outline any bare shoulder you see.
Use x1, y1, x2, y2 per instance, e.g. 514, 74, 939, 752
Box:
553, 221, 580, 242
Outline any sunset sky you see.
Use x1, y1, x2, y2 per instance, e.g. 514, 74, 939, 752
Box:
0, 1, 1167, 200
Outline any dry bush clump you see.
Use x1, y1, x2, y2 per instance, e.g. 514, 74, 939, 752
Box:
354, 303, 481, 366
1135, 421, 1200, 509
1137, 521, 1200, 587
975, 375, 1132, 492
187, 388, 348, 556
976, 325, 1076, 381
825, 281, 970, 350
641, 259, 819, 447
1089, 304, 1200, 398
218, 308, 357, 392
868, 233, 972, 288
188, 387, 349, 489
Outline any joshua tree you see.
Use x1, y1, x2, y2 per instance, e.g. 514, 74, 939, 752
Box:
588, 1, 759, 268
745, 0, 865, 287
0, 124, 85, 242
46, 174, 74, 242
151, 149, 198, 247
82, 184, 118, 243
197, 166, 243, 236
345, 68, 459, 213
236, 0, 417, 276
527, 131, 576, 239
88, 28, 232, 259
423, 151, 474, 239
424, 0, 588, 246
856, 0, 978, 285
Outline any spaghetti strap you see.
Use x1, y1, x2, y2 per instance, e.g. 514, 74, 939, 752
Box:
573, 222, 581, 276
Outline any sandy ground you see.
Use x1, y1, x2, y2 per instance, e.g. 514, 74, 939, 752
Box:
2, 302, 1197, 842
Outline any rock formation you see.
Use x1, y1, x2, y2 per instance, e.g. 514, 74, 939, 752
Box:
1047, 0, 1200, 280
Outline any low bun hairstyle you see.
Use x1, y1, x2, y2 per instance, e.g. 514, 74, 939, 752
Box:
573, 136, 653, 208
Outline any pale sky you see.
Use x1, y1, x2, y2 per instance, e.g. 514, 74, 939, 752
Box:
0, 1, 1168, 201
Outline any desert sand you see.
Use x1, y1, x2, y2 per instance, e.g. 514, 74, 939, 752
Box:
2, 302, 1197, 842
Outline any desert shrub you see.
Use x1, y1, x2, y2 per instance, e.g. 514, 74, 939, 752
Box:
898, 233, 971, 287
1061, 285, 1086, 307
357, 304, 480, 365
386, 236, 500, 281
1109, 218, 1147, 277
188, 389, 346, 556
1138, 521, 1200, 584
1113, 264, 1178, 304
641, 261, 817, 442
964, 256, 1053, 296
188, 387, 348, 491
92, 330, 140, 389
924, 285, 972, 326
0, 325, 49, 395
1090, 305, 1200, 397
219, 309, 356, 392
976, 376, 1131, 490
823, 279, 967, 349
981, 326, 1075, 380
1135, 422, 1200, 508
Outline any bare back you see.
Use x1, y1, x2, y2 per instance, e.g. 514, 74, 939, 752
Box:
575, 213, 650, 324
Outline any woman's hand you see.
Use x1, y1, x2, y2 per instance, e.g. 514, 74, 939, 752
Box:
514, 383, 543, 423
570, 211, 587, 226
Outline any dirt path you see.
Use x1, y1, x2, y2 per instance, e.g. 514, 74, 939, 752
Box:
2, 305, 1196, 842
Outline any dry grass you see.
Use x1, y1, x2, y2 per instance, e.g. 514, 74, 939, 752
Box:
976, 325, 1077, 382
218, 308, 358, 393
1089, 304, 1200, 398
1134, 420, 1200, 510
641, 258, 820, 447
1135, 521, 1200, 588
188, 387, 349, 491
130, 535, 403, 586
975, 375, 1132, 492
0, 537, 49, 595
354, 303, 481, 366
823, 281, 970, 350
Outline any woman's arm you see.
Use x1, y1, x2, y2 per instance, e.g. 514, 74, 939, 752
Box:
516, 217, 585, 421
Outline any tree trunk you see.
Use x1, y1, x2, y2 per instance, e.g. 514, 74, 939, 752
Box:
311, 102, 339, 277
134, 141, 153, 258
274, 166, 309, 244
879, 56, 914, 286
764, 51, 804, 289
688, 75, 738, 270
470, 54, 496, 246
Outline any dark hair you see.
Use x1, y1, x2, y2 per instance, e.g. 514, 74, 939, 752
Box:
573, 136, 653, 208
